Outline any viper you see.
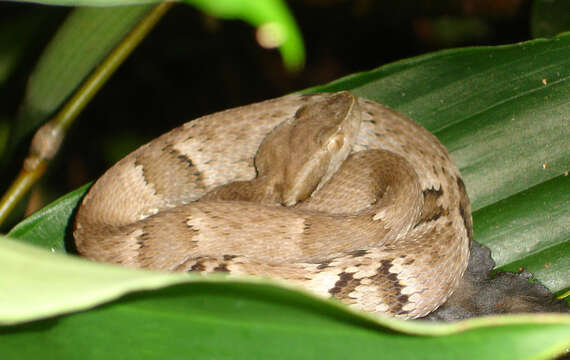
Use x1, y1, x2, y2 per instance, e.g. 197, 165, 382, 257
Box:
74, 91, 472, 319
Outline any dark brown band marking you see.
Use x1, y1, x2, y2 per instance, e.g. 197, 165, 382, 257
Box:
190, 260, 206, 272
415, 187, 448, 227
213, 263, 230, 273
135, 141, 206, 197
329, 272, 360, 299
368, 259, 410, 316
456, 177, 474, 243
349, 249, 368, 257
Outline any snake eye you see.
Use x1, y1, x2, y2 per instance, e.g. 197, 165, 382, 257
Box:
327, 133, 344, 153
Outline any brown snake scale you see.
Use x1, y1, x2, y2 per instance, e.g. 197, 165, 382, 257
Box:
74, 91, 473, 319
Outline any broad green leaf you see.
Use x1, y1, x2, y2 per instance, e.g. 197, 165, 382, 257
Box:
1, 236, 569, 360
0, 236, 190, 325
473, 175, 569, 293
8, 184, 91, 253
2, 33, 569, 359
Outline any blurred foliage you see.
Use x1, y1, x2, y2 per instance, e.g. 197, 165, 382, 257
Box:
531, 0, 570, 38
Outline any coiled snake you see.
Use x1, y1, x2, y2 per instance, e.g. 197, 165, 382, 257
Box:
74, 91, 472, 319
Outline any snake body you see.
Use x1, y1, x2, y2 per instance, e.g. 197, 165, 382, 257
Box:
74, 91, 472, 319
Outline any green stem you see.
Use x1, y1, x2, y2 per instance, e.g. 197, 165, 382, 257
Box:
0, 2, 174, 228
0, 163, 47, 226
56, 1, 174, 132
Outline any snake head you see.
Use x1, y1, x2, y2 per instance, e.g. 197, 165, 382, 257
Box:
256, 91, 361, 206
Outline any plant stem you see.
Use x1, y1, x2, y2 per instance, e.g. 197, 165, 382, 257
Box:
0, 2, 174, 227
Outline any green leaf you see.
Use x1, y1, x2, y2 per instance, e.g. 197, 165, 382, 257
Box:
473, 175, 569, 293
2, 33, 569, 358
7, 184, 91, 253
1, 236, 569, 359
183, 0, 304, 70
0, 236, 190, 325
